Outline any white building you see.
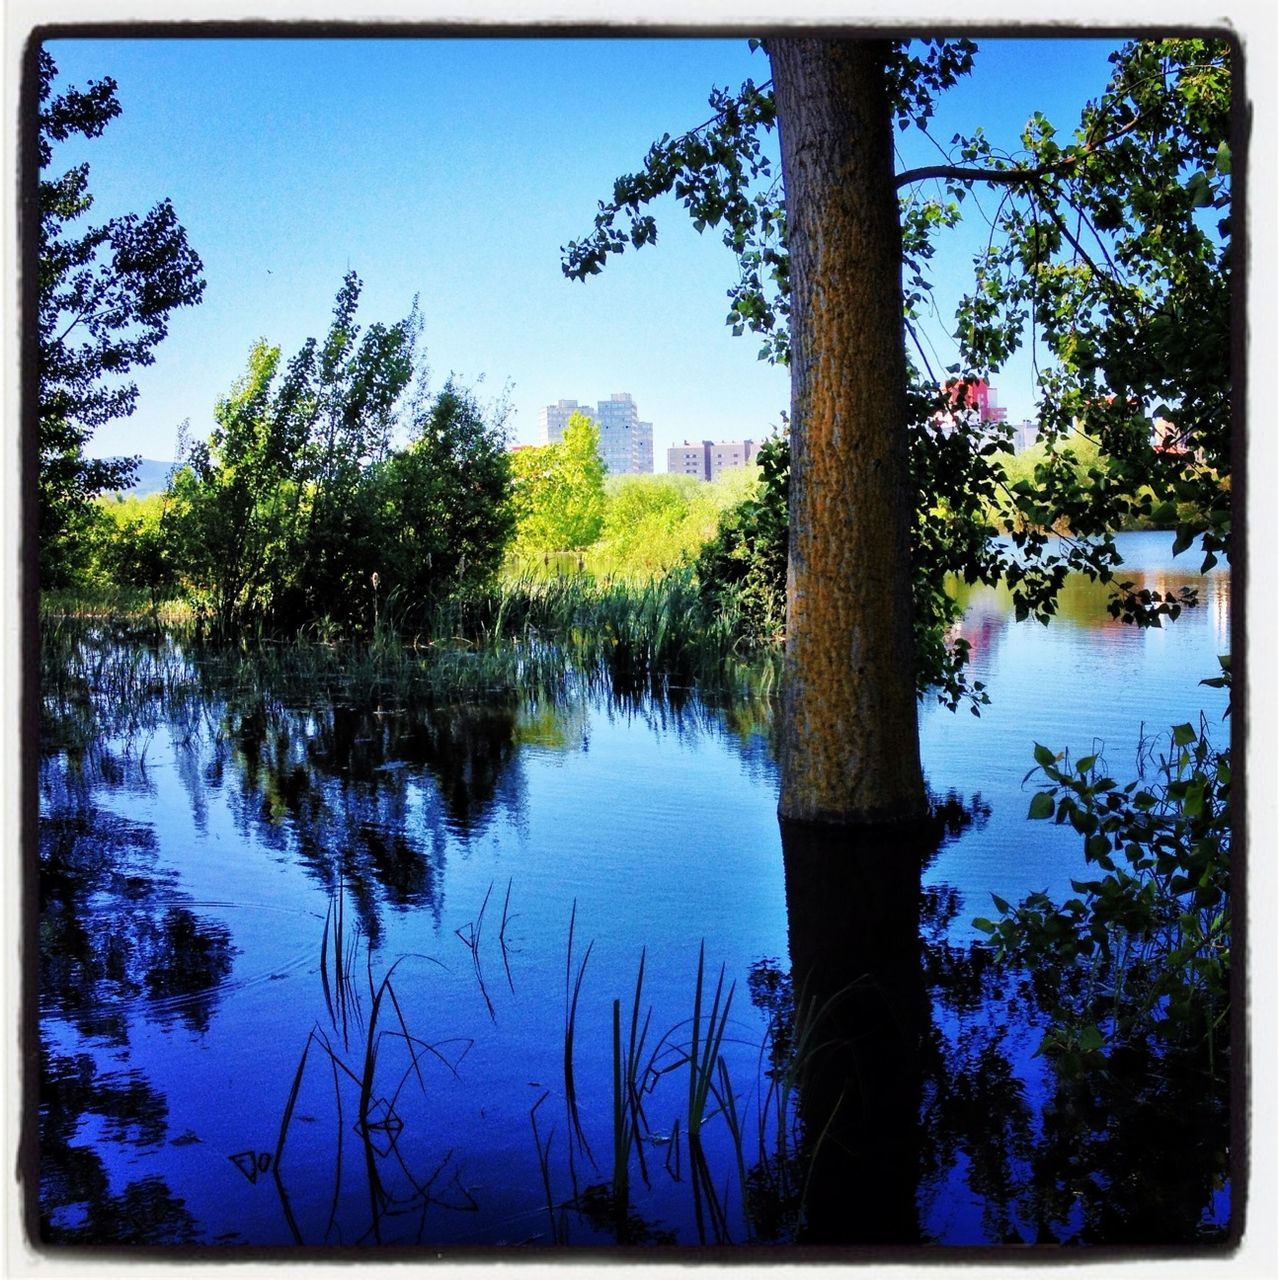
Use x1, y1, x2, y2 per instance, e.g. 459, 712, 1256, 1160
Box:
538, 393, 653, 476
1010, 419, 1040, 452
666, 439, 759, 481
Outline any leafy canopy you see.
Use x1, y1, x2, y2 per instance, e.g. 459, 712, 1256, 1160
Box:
37, 49, 205, 586
167, 276, 512, 632
510, 411, 607, 553
563, 38, 1232, 711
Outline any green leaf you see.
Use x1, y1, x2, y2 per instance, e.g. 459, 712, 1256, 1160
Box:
1086, 833, 1113, 860
972, 917, 996, 934
1033, 743, 1057, 768
1069, 807, 1098, 836
991, 893, 1010, 915
1172, 722, 1197, 747
1028, 792, 1055, 820
1182, 781, 1205, 819
1186, 170, 1213, 207
1079, 1025, 1105, 1052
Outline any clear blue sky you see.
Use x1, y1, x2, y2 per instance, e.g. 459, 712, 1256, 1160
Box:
44, 34, 1122, 467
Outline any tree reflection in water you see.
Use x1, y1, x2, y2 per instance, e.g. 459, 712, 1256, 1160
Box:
38, 766, 236, 1241
780, 790, 1230, 1247
34, 621, 1230, 1246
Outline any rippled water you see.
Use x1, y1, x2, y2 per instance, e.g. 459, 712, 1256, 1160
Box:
35, 532, 1231, 1248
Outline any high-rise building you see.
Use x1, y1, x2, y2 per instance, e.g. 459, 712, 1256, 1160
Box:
666, 439, 758, 481
634, 418, 654, 474
537, 393, 654, 476
538, 399, 584, 446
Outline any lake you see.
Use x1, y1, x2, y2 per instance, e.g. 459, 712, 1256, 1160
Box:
35, 531, 1232, 1249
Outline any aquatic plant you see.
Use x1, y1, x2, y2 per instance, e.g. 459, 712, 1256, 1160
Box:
978, 717, 1231, 1075
275, 923, 473, 1246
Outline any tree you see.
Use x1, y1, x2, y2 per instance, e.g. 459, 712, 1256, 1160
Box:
366, 378, 516, 606
169, 275, 423, 630
510, 411, 607, 554
93, 489, 183, 613
767, 40, 927, 823
36, 49, 205, 586
589, 471, 746, 578
169, 340, 295, 630
564, 37, 1232, 825
285, 272, 421, 619
168, 279, 514, 632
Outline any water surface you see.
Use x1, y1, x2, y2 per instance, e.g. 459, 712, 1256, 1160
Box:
36, 531, 1232, 1247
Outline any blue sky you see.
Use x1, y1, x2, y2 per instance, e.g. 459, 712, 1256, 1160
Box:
43, 34, 1123, 467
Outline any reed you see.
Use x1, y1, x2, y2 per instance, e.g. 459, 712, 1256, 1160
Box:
563, 901, 595, 1165
41, 570, 782, 771
455, 881, 496, 1021
529, 1090, 561, 1244
319, 879, 363, 1051
274, 939, 474, 1246
497, 878, 516, 994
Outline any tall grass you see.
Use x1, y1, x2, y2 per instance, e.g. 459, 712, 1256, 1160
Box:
41, 560, 781, 759
271, 894, 829, 1246
532, 934, 822, 1245
563, 901, 595, 1166
274, 918, 474, 1246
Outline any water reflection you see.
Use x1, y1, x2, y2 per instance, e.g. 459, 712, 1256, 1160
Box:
780, 818, 930, 1245
40, 1036, 199, 1245
38, 763, 236, 1242
39, 796, 236, 1040
35, 537, 1230, 1247
777, 780, 1229, 1247
921, 945, 1230, 1243
949, 544, 1230, 642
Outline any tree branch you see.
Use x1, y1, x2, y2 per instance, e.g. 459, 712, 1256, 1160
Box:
895, 101, 1153, 192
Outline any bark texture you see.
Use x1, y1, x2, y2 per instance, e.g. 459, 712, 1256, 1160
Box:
771, 39, 926, 824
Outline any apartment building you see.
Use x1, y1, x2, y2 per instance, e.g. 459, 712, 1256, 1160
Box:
666, 439, 759, 482
537, 393, 654, 475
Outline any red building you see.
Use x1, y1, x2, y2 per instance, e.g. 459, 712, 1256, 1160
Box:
941, 378, 1008, 424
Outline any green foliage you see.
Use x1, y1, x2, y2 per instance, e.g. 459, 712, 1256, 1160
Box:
361, 379, 515, 606
37, 49, 205, 586
563, 38, 1233, 713
574, 469, 753, 580
279, 272, 423, 619
158, 277, 510, 633
975, 719, 1230, 1076
694, 434, 789, 642
948, 38, 1232, 603
91, 489, 182, 609
510, 411, 607, 553
168, 340, 295, 629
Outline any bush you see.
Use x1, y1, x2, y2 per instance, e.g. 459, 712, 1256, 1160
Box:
693, 435, 789, 641
976, 713, 1231, 1077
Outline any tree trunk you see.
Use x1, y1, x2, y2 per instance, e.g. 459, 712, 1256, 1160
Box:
771, 39, 926, 825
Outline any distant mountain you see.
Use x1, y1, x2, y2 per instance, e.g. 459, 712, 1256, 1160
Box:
102, 458, 176, 500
